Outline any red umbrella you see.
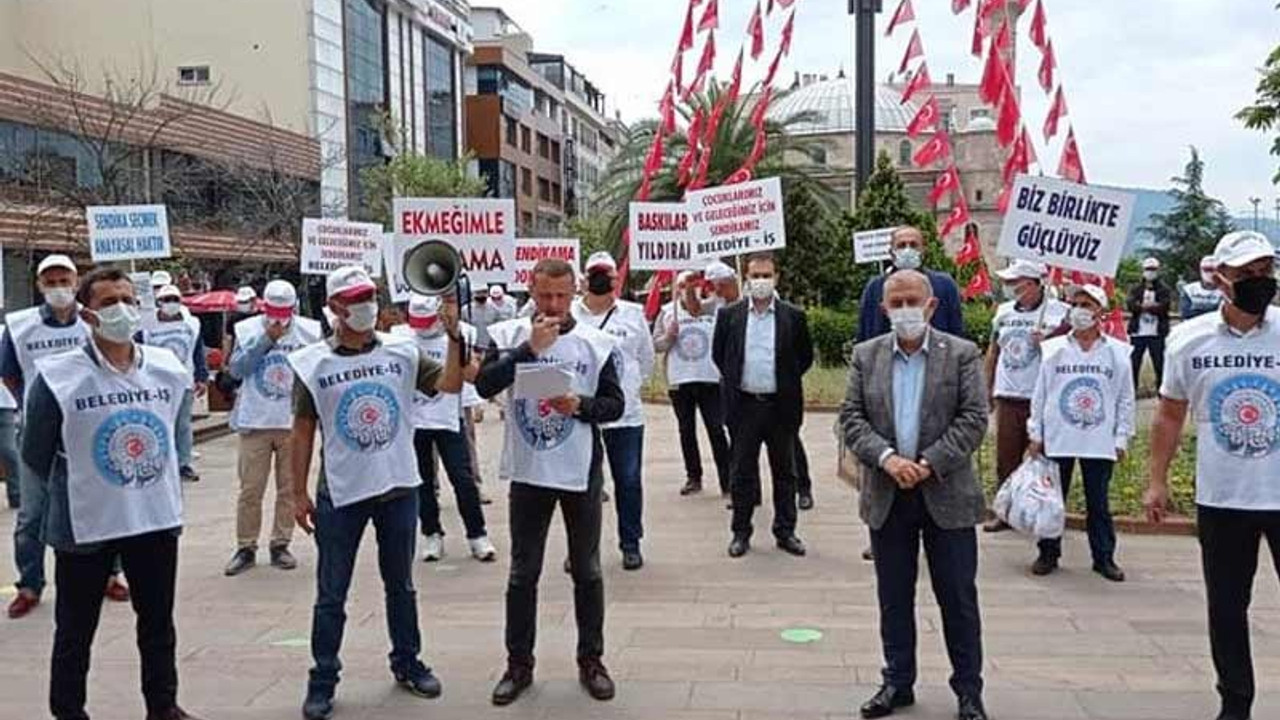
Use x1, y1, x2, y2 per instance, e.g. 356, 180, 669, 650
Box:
183, 290, 242, 313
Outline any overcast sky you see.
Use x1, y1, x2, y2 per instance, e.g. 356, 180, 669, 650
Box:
488, 0, 1279, 218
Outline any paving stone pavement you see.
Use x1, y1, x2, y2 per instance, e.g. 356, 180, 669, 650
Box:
1, 404, 1277, 720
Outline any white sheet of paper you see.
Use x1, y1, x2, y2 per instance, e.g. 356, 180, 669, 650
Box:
514, 363, 575, 400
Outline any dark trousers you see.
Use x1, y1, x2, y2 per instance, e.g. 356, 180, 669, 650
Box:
669, 382, 732, 492
602, 426, 644, 552
414, 428, 487, 539
729, 395, 798, 541
506, 472, 605, 664
1197, 505, 1280, 717
1038, 458, 1117, 565
794, 435, 812, 497
51, 531, 179, 720
994, 398, 1032, 487
870, 490, 983, 699
309, 491, 424, 692
1129, 335, 1165, 392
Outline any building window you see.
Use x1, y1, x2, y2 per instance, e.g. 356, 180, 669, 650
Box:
177, 65, 210, 85
521, 167, 532, 196
809, 146, 828, 165
975, 188, 985, 204
550, 140, 561, 166
520, 126, 531, 153
537, 177, 550, 202
551, 182, 561, 206
520, 211, 533, 234
898, 140, 912, 166
505, 118, 517, 147
424, 34, 456, 160
343, 0, 386, 218
536, 133, 550, 159
477, 158, 515, 198
969, 107, 991, 121
477, 66, 501, 94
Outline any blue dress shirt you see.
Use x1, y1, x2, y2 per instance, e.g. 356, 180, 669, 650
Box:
891, 332, 929, 460
741, 298, 777, 393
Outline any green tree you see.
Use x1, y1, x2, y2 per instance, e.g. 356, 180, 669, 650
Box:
1141, 147, 1234, 284
776, 178, 848, 308
360, 150, 488, 228
1236, 5, 1280, 184
565, 213, 614, 262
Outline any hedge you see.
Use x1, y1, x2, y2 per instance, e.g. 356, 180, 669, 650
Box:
807, 307, 857, 367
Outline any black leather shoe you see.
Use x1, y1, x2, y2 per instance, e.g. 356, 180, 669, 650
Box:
302, 688, 334, 720
146, 707, 202, 720
1093, 560, 1126, 582
982, 518, 1011, 533
859, 685, 914, 718
622, 550, 643, 571
270, 545, 298, 570
776, 535, 806, 557
223, 548, 255, 577
578, 657, 615, 701
395, 666, 442, 698
491, 664, 533, 706
728, 536, 750, 558
680, 479, 702, 496
798, 493, 814, 510
957, 694, 989, 720
862, 546, 874, 561
1031, 554, 1058, 576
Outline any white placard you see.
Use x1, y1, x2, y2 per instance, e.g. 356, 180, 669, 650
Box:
86, 204, 172, 262
996, 174, 1136, 277
383, 232, 412, 303
627, 202, 700, 271
853, 227, 896, 264
512, 238, 580, 291
393, 197, 515, 288
514, 363, 574, 399
300, 218, 384, 277
689, 176, 785, 259
129, 272, 156, 310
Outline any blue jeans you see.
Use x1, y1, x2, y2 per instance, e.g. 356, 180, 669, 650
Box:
0, 409, 19, 508
602, 426, 644, 553
1038, 457, 1117, 565
308, 490, 427, 693
175, 391, 193, 471
414, 429, 486, 539
13, 424, 47, 593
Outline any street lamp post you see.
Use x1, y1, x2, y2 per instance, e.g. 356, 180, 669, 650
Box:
849, 0, 883, 200
1250, 197, 1262, 232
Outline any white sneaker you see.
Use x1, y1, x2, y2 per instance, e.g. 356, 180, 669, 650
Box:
422, 534, 444, 562
468, 535, 497, 562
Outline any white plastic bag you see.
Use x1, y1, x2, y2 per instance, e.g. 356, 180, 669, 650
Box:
993, 456, 1065, 540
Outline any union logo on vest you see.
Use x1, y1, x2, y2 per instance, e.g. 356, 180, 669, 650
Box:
93, 409, 170, 488
255, 354, 294, 401
1059, 377, 1107, 430
336, 382, 401, 452
514, 398, 575, 450
675, 326, 711, 362
1210, 374, 1280, 459
1001, 329, 1039, 371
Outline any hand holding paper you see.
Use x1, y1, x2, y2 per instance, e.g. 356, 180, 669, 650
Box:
514, 362, 574, 400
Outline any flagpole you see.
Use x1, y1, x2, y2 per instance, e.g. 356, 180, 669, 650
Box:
849, 0, 883, 198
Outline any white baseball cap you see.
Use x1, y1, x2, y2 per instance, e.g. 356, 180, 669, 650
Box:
408, 293, 440, 318
1214, 230, 1276, 269
235, 286, 258, 303
263, 280, 297, 308
1142, 257, 1161, 270
326, 266, 377, 300
155, 284, 182, 301
150, 270, 173, 288
1200, 255, 1218, 271
1069, 283, 1109, 309
586, 251, 617, 272
37, 254, 76, 276
705, 261, 736, 282
487, 284, 506, 300
995, 259, 1047, 282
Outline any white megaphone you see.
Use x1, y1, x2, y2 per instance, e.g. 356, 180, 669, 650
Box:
403, 239, 467, 297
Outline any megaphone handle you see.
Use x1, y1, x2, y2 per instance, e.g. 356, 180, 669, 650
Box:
456, 281, 471, 367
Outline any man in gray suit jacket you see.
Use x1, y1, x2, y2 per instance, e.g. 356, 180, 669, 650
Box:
839, 270, 989, 720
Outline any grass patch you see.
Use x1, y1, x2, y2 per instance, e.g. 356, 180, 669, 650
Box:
643, 363, 849, 406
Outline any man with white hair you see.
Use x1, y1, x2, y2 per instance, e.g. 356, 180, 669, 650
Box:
1180, 255, 1224, 320
1125, 257, 1172, 392
139, 285, 207, 483
223, 280, 321, 576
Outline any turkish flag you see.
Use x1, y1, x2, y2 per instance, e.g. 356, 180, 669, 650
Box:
659, 84, 677, 136
704, 96, 728, 147
1043, 86, 1068, 142
696, 31, 716, 79
726, 50, 744, 104
676, 141, 698, 186
643, 132, 664, 175
779, 10, 795, 56
751, 87, 773, 129
996, 181, 1013, 214
686, 107, 705, 147
697, 0, 719, 32
952, 0, 972, 13
725, 166, 754, 185
942, 200, 974, 243
1038, 40, 1056, 94
898, 29, 924, 75
900, 63, 931, 104
1030, 0, 1048, 50
928, 165, 961, 206
912, 130, 952, 168
679, 2, 696, 52
994, 20, 1012, 53
979, 0, 1004, 22
1058, 126, 1086, 183
886, 0, 916, 37
1003, 128, 1030, 183
1023, 126, 1038, 166
979, 41, 1005, 105
671, 51, 684, 94
692, 144, 712, 189
996, 84, 1020, 147
747, 2, 765, 59
971, 5, 986, 57
906, 96, 940, 138
644, 270, 674, 320
963, 264, 992, 300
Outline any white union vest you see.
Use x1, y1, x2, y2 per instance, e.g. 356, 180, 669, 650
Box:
488, 317, 616, 492
288, 336, 421, 508
6, 305, 89, 392
992, 299, 1070, 399
231, 316, 322, 430
140, 314, 203, 380
663, 302, 720, 386
389, 322, 478, 432
38, 346, 187, 545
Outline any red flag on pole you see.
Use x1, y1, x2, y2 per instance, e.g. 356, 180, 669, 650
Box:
671, 50, 684, 94
726, 50, 744, 104
676, 142, 697, 186
1058, 126, 1086, 183
747, 2, 765, 60
996, 181, 1013, 213
1038, 40, 1056, 94
912, 130, 952, 168
900, 63, 931, 104
696, 32, 716, 78
886, 0, 915, 37
952, 0, 972, 14
979, 0, 1003, 23
928, 166, 961, 206
659, 83, 677, 136
996, 84, 1019, 147
905, 96, 940, 138
697, 0, 719, 32
643, 132, 664, 175
1043, 86, 1067, 142
692, 144, 712, 188
994, 20, 1012, 53
963, 264, 992, 300
779, 10, 795, 55
942, 199, 974, 242
1003, 127, 1030, 183
1030, 0, 1048, 49
979, 40, 1004, 105
898, 29, 924, 74
971, 4, 985, 57
679, 2, 696, 52
750, 87, 771, 129
1023, 126, 1038, 167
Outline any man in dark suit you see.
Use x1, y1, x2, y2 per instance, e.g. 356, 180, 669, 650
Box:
839, 270, 990, 720
712, 252, 814, 558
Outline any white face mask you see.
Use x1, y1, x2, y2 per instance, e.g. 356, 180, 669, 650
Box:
343, 301, 378, 333
747, 277, 776, 300
92, 302, 141, 344
893, 247, 923, 271
888, 306, 928, 342
44, 287, 76, 310
1200, 272, 1216, 286
1068, 306, 1097, 331
1143, 270, 1158, 281
237, 302, 254, 314
159, 301, 183, 317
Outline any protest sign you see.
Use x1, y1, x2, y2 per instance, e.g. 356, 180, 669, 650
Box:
853, 227, 896, 264
996, 175, 1136, 277
512, 238, 580, 291
688, 176, 785, 259
382, 233, 412, 303
129, 272, 157, 310
300, 218, 384, 277
86, 204, 172, 262
393, 198, 515, 288
628, 202, 700, 271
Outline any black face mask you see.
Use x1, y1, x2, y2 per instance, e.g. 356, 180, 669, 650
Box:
586, 271, 612, 296
1231, 276, 1277, 316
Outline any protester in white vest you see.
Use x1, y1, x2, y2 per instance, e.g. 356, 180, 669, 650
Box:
139, 284, 208, 483
389, 293, 496, 564
1180, 255, 1225, 320
1146, 231, 1280, 720
23, 266, 196, 720
572, 251, 655, 570
475, 257, 624, 707
289, 265, 463, 720
3, 254, 131, 620
221, 280, 321, 577
1026, 283, 1135, 581
983, 259, 1071, 533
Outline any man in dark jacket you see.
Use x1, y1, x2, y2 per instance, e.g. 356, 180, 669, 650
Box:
857, 226, 965, 342
1125, 257, 1173, 392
